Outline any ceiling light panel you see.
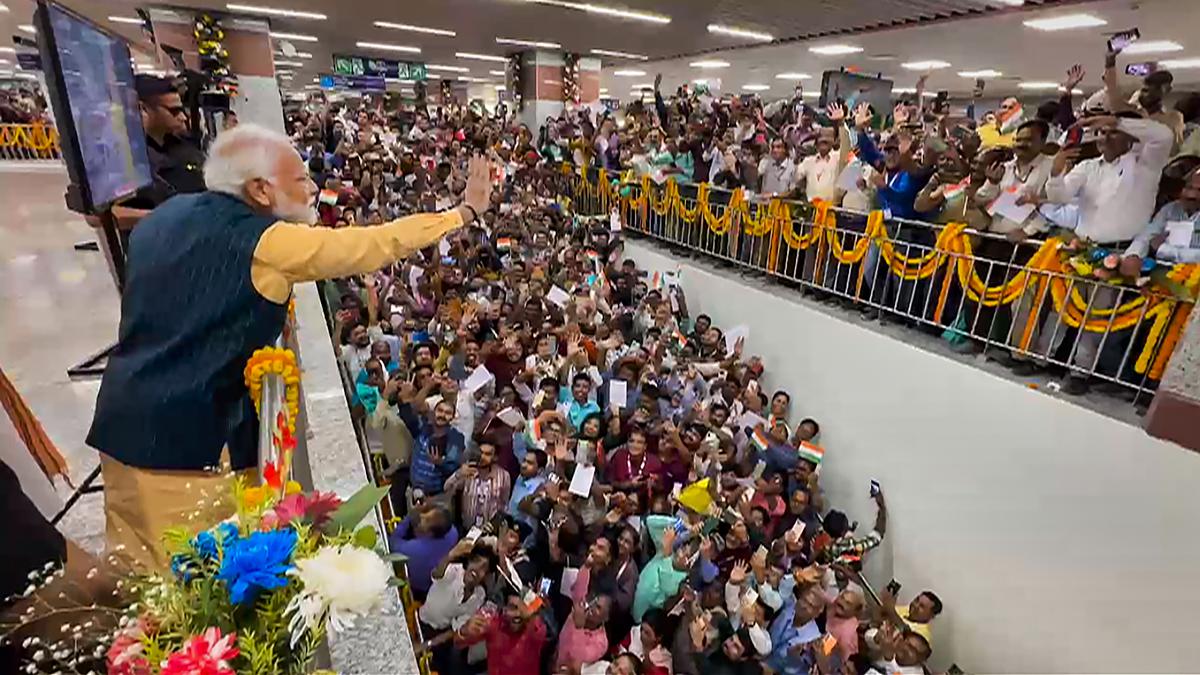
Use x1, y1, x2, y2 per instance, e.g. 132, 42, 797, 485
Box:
707, 24, 773, 42
226, 4, 326, 19
372, 21, 456, 36
1022, 13, 1107, 31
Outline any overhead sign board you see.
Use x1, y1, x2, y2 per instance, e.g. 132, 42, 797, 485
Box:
319, 73, 387, 91
332, 54, 426, 81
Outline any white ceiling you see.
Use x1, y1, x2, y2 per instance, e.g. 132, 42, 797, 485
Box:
2, 0, 1196, 101
610, 0, 1200, 99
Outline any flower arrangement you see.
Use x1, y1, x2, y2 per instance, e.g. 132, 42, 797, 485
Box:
243, 347, 300, 430
102, 477, 394, 675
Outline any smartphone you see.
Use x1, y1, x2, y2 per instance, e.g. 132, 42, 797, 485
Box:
869, 480, 881, 498
1063, 124, 1085, 148
1107, 28, 1140, 54
1126, 61, 1158, 77
537, 577, 552, 596
465, 526, 483, 543
886, 579, 902, 596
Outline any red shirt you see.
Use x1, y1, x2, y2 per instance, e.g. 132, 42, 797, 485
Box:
461, 613, 547, 675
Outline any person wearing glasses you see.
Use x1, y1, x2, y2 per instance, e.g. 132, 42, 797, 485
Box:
125, 74, 207, 210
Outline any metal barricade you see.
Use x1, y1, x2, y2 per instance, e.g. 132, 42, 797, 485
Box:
569, 169, 1196, 408
0, 123, 62, 160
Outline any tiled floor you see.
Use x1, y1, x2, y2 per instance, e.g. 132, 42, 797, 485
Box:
0, 161, 119, 554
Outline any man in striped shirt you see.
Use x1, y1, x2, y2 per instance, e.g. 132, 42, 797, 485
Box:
445, 441, 512, 529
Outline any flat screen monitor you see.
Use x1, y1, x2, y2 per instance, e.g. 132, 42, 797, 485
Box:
819, 71, 894, 119
36, 1, 152, 211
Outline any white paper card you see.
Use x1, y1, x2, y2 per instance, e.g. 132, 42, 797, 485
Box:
548, 285, 572, 307
742, 588, 759, 607
1166, 220, 1196, 248
569, 465, 596, 497
439, 238, 452, 256
496, 406, 525, 428
725, 324, 750, 353
837, 161, 862, 193
609, 380, 628, 409
610, 209, 622, 232
462, 365, 494, 394
988, 189, 1036, 224
560, 567, 580, 598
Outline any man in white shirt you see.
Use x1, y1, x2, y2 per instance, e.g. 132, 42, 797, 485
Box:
796, 103, 852, 203
1012, 114, 1174, 393
974, 120, 1054, 239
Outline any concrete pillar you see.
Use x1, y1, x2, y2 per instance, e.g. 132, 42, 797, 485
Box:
1145, 307, 1200, 451
146, 9, 284, 133
516, 49, 564, 131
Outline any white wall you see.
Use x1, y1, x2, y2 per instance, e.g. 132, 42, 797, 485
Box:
628, 241, 1200, 674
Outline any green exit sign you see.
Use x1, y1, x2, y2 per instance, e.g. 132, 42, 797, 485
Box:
333, 54, 427, 81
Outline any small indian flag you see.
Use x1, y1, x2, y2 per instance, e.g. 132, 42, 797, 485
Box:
318, 189, 339, 206
497, 236, 513, 251
585, 249, 601, 265
942, 176, 971, 201
649, 271, 663, 290
673, 328, 689, 349
751, 427, 770, 452
798, 441, 825, 465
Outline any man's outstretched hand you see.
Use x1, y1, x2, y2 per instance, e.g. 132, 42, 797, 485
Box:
462, 154, 493, 220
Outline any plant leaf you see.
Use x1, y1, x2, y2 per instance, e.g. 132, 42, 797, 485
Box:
322, 484, 390, 535
352, 526, 378, 550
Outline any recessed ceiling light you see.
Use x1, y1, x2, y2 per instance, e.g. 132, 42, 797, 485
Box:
15, 72, 36, 79
707, 24, 773, 42
893, 87, 916, 94
525, 0, 670, 25
279, 74, 294, 79
1023, 13, 1107, 31
1160, 57, 1200, 69
271, 32, 319, 42
775, 72, 811, 80
1017, 81, 1060, 90
600, 88, 609, 93
997, 0, 1026, 5
631, 83, 653, 89
0, 48, 14, 54
902, 60, 951, 70
456, 52, 509, 62
372, 21, 456, 36
495, 84, 506, 90
742, 83, 770, 91
1122, 40, 1184, 55
590, 48, 648, 61
304, 84, 321, 89
489, 70, 506, 76
274, 60, 305, 67
613, 69, 646, 77
19, 24, 35, 33
356, 41, 421, 53
692, 79, 708, 85
690, 60, 730, 69
958, 69, 1002, 78
226, 4, 326, 19
809, 44, 862, 55
497, 37, 562, 49
801, 91, 820, 98
428, 64, 470, 72
108, 16, 142, 24
277, 51, 313, 59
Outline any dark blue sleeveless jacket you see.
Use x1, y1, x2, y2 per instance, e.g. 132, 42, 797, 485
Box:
87, 192, 287, 471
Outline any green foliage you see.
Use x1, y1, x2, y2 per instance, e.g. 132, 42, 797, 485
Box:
352, 526, 379, 550
324, 484, 390, 535
237, 628, 281, 675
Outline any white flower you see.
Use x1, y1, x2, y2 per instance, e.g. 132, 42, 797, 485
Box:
285, 545, 392, 647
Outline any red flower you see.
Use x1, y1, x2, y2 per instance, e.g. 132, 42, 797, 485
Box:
263, 461, 283, 491
106, 632, 149, 675
160, 627, 239, 675
261, 491, 343, 530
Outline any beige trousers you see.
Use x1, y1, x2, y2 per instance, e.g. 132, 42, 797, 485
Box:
100, 453, 254, 572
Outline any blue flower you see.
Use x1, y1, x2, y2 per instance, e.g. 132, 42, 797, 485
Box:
193, 522, 241, 561
170, 553, 198, 582
216, 528, 297, 604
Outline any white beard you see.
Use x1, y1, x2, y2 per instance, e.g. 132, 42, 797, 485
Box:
274, 195, 319, 225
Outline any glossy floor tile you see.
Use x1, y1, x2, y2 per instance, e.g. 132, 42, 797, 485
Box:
0, 161, 119, 554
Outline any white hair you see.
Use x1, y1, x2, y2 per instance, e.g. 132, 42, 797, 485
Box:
203, 123, 296, 197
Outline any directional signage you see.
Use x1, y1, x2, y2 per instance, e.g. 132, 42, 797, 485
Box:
332, 54, 427, 81
319, 74, 387, 91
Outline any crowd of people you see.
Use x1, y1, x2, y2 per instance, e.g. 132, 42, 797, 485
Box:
284, 42, 1200, 675
289, 93, 952, 675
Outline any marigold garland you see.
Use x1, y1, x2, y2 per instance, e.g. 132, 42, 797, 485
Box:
572, 169, 1200, 377
244, 346, 300, 432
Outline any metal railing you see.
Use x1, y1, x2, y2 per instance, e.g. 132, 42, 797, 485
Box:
571, 169, 1198, 408
0, 122, 62, 160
